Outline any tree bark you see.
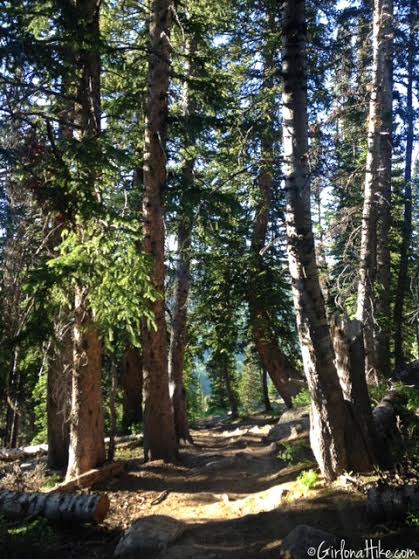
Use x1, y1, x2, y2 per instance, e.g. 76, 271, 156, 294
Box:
141, 0, 177, 462
66, 287, 105, 479
65, 0, 106, 480
0, 491, 109, 524
47, 330, 71, 470
375, 0, 394, 379
121, 346, 143, 433
357, 0, 394, 382
393, 0, 416, 370
169, 221, 193, 443
281, 0, 376, 480
168, 35, 197, 445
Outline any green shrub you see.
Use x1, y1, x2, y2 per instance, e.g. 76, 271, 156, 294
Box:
292, 388, 311, 408
0, 517, 57, 558
297, 469, 319, 490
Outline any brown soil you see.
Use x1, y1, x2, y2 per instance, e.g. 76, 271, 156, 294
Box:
2, 412, 419, 558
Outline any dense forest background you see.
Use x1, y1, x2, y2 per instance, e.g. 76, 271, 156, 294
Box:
0, 0, 418, 485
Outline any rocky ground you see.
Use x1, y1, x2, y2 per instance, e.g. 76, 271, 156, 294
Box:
1, 410, 419, 558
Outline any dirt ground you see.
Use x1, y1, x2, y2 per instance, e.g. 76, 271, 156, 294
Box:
2, 413, 419, 558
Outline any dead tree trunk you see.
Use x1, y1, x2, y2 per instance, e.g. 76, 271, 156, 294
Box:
393, 0, 416, 370
357, 0, 394, 382
121, 346, 143, 433
141, 0, 178, 462
281, 0, 376, 480
0, 491, 109, 524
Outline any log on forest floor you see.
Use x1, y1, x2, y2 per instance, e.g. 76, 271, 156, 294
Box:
52, 461, 126, 493
372, 390, 407, 440
367, 485, 419, 522
0, 444, 48, 463
0, 490, 109, 523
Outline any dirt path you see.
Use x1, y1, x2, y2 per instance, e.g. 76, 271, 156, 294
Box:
88, 414, 387, 558
3, 412, 419, 558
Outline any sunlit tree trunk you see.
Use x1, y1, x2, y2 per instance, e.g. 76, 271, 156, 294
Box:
281, 0, 376, 480
141, 0, 177, 462
65, 0, 105, 480
357, 0, 393, 382
168, 37, 197, 445
393, 0, 416, 370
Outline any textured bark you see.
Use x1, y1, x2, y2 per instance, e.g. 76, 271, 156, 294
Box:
65, 0, 106, 480
47, 331, 71, 470
169, 221, 193, 443
168, 36, 197, 444
331, 316, 377, 469
54, 461, 125, 493
66, 287, 105, 480
375, 0, 394, 378
393, 0, 416, 370
142, 0, 177, 462
0, 491, 109, 524
281, 0, 375, 480
121, 346, 143, 433
357, 0, 394, 381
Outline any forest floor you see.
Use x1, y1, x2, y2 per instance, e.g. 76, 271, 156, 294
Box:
1, 411, 419, 558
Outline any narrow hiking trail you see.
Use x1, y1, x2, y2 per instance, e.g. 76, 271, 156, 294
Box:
88, 413, 377, 558
2, 411, 419, 558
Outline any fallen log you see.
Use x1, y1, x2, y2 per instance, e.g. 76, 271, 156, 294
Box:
367, 485, 419, 522
0, 444, 48, 463
0, 490, 109, 523
52, 460, 125, 493
372, 390, 406, 442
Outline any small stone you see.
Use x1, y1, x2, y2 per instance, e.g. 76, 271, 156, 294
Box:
266, 407, 310, 443
114, 515, 185, 558
281, 525, 340, 559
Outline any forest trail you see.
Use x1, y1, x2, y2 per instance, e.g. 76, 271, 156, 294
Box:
88, 412, 383, 559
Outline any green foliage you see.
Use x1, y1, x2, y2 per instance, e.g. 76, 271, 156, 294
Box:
239, 348, 264, 413
297, 469, 320, 490
31, 371, 47, 445
292, 388, 311, 408
278, 440, 312, 466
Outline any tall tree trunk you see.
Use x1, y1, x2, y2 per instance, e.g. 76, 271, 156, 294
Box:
47, 329, 71, 470
141, 0, 177, 462
357, 0, 393, 382
65, 0, 105, 480
393, 0, 416, 370
121, 346, 143, 433
67, 287, 105, 479
168, 36, 197, 445
248, 8, 300, 408
281, 0, 376, 480
374, 0, 394, 378
169, 220, 193, 443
